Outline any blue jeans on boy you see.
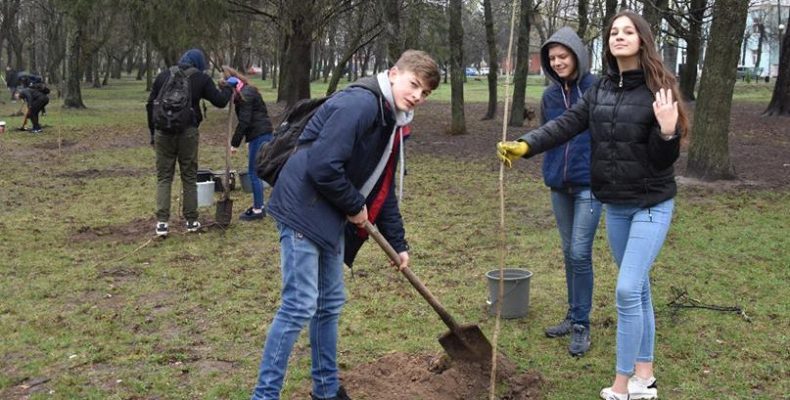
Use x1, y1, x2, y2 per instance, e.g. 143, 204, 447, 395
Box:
251, 223, 345, 400
605, 199, 674, 376
551, 187, 602, 328
248, 133, 272, 210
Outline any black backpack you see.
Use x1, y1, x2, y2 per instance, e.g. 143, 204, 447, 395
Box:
152, 66, 197, 133
255, 96, 333, 186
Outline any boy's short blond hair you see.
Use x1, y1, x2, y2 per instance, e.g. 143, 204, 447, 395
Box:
395, 50, 440, 91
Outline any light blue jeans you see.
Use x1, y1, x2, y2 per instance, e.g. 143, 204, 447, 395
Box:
251, 223, 345, 400
605, 199, 674, 375
247, 133, 272, 210
550, 187, 602, 327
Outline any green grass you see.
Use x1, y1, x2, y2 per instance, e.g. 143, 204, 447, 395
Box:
0, 77, 786, 400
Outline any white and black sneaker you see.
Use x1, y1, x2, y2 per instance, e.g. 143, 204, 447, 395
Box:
185, 220, 201, 232
600, 387, 630, 400
628, 375, 657, 399
155, 222, 169, 237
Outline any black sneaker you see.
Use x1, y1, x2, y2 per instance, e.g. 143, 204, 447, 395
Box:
568, 324, 591, 356
311, 385, 351, 400
544, 316, 572, 338
239, 207, 265, 221
155, 222, 168, 237
185, 220, 201, 232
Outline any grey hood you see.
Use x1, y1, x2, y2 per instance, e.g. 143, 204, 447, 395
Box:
541, 27, 590, 86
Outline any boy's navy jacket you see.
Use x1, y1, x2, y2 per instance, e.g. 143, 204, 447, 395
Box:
539, 27, 597, 189
267, 76, 407, 261
18, 87, 48, 108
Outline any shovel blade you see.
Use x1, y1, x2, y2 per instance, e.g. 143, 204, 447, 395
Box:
438, 324, 493, 364
215, 198, 233, 228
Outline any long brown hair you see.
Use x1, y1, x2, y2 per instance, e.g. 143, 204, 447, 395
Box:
604, 10, 689, 137
222, 66, 259, 102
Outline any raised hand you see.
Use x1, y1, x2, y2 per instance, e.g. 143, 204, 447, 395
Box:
653, 88, 678, 137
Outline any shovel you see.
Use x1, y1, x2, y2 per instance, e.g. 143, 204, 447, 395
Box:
215, 95, 234, 227
363, 221, 493, 364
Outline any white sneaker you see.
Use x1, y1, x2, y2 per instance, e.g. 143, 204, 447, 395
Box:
155, 222, 168, 237
628, 375, 658, 399
600, 387, 630, 400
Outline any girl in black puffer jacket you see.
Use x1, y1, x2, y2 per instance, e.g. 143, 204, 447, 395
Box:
498, 10, 689, 400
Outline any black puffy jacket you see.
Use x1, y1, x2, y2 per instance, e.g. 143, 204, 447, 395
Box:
520, 69, 680, 208
231, 85, 273, 147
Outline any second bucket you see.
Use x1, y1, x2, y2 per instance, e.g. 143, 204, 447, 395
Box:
485, 268, 533, 319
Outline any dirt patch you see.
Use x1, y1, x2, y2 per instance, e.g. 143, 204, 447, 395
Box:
409, 101, 790, 190
57, 168, 149, 179
70, 217, 156, 244
294, 352, 542, 400
32, 139, 79, 150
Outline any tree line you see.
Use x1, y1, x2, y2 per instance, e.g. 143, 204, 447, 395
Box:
1, 0, 787, 179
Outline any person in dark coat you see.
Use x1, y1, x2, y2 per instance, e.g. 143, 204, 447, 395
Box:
537, 27, 602, 357
146, 48, 233, 237
497, 11, 689, 400
5, 66, 19, 101
250, 50, 440, 400
17, 81, 50, 133
222, 67, 273, 221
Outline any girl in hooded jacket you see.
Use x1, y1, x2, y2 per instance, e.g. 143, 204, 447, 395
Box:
498, 11, 689, 400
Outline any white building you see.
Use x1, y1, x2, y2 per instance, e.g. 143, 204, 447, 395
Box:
741, 0, 789, 78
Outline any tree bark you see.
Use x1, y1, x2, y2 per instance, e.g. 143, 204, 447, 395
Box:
763, 11, 790, 116
382, 0, 401, 65
601, 0, 618, 69
577, 0, 589, 40
686, 0, 748, 180
679, 0, 705, 101
482, 0, 499, 120
643, 0, 668, 38
448, 0, 466, 135
64, 25, 86, 108
277, 17, 312, 107
509, 0, 532, 127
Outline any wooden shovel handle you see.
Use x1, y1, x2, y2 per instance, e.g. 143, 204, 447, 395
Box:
363, 221, 460, 331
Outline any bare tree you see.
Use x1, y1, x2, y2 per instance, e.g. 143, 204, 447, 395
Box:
448, 0, 466, 135
482, 0, 499, 120
686, 0, 749, 180
509, 0, 533, 127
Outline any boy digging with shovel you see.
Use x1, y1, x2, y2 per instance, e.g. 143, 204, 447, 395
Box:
250, 50, 440, 400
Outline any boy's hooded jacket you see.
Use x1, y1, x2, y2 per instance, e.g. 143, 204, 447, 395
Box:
539, 27, 597, 189
267, 72, 410, 265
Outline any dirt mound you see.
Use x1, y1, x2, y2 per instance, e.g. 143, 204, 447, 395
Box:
297, 352, 542, 400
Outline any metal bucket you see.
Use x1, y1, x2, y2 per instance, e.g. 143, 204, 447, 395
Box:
485, 268, 533, 319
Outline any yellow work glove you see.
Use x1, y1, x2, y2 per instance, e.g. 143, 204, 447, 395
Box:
496, 140, 529, 168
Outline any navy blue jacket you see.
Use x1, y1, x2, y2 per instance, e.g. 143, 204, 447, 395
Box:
539, 27, 597, 189
267, 77, 407, 254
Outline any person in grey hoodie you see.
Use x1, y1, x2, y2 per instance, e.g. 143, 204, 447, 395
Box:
538, 27, 602, 357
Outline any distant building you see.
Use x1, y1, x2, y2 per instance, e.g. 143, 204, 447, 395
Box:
741, 0, 789, 78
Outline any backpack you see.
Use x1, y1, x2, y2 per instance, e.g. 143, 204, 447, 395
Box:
30, 81, 50, 95
255, 96, 333, 186
152, 66, 197, 133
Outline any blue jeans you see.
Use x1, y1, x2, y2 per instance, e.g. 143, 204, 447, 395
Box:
248, 133, 272, 209
251, 223, 345, 400
605, 199, 674, 375
550, 187, 602, 327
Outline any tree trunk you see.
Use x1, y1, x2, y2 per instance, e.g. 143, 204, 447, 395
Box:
754, 23, 765, 72
382, 0, 402, 65
145, 41, 152, 92
482, 0, 499, 120
577, 0, 589, 40
102, 52, 111, 86
680, 0, 705, 101
277, 19, 312, 107
64, 26, 86, 108
686, 0, 748, 180
509, 0, 532, 127
763, 13, 790, 116
448, 0, 466, 135
643, 0, 668, 38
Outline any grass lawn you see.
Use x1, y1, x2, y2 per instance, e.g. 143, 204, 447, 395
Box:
0, 76, 786, 399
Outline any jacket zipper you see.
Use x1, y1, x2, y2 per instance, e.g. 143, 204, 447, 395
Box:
562, 85, 571, 183
610, 80, 625, 184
